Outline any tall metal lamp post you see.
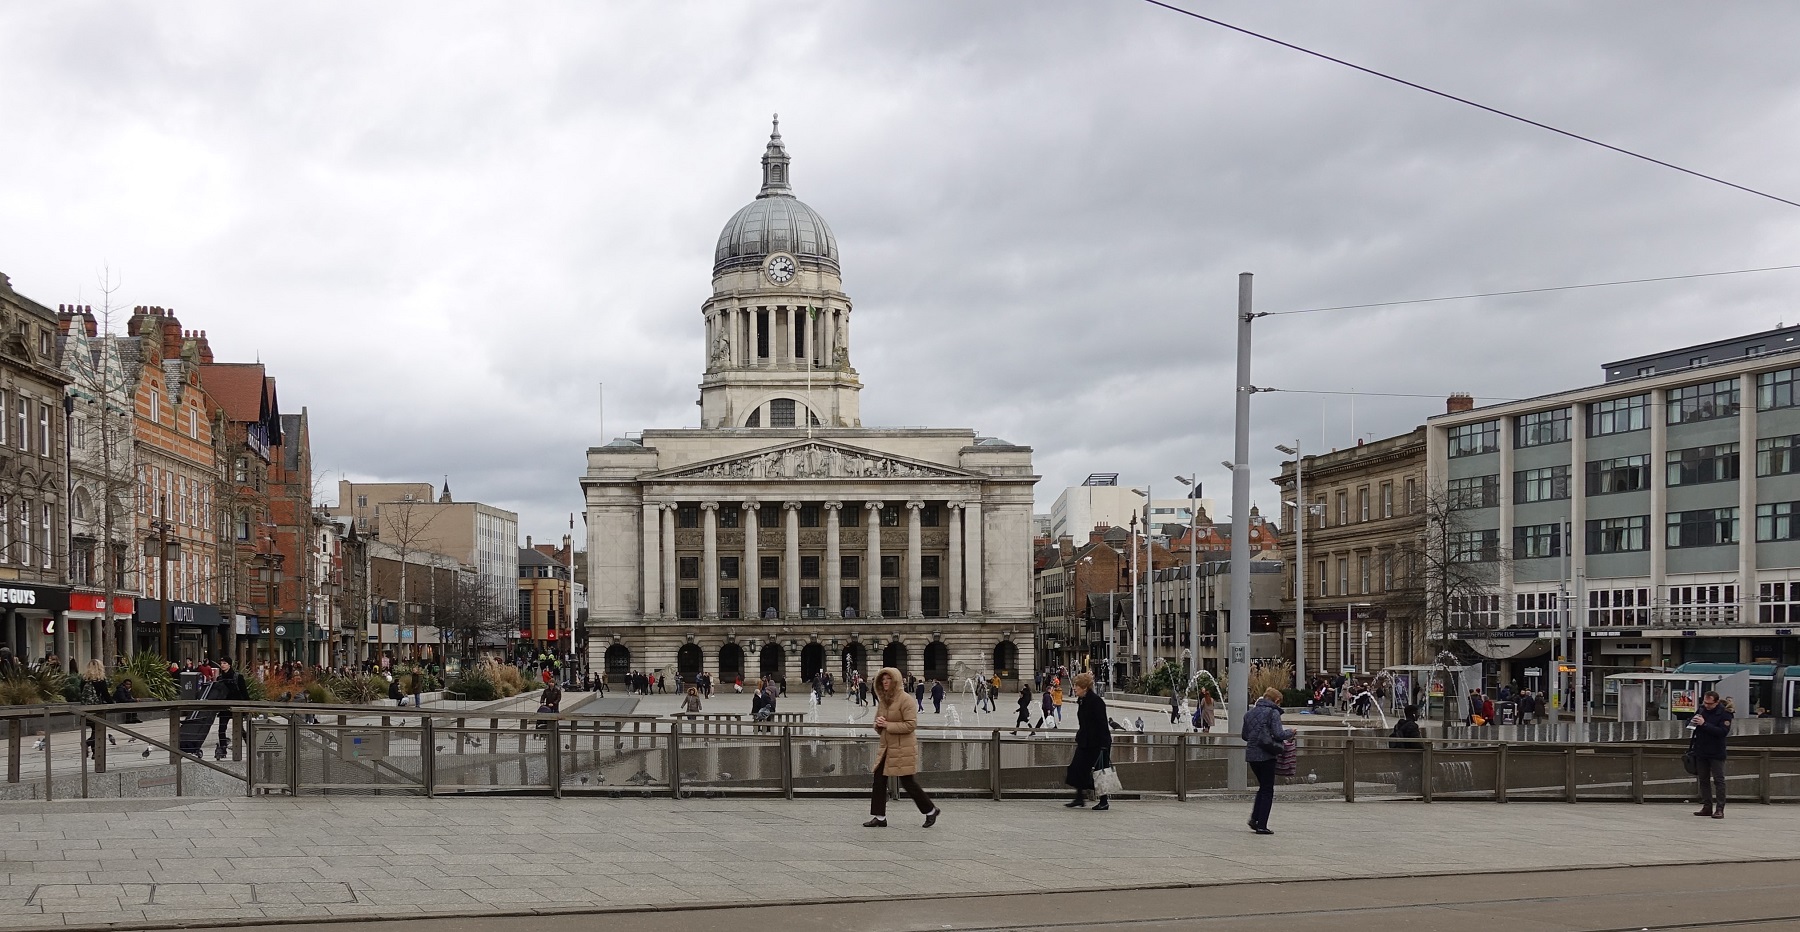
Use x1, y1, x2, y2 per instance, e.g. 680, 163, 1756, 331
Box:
259, 553, 285, 667
1173, 475, 1202, 684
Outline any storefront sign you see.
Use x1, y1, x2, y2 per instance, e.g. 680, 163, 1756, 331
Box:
0, 583, 70, 613
69, 594, 137, 615
136, 599, 225, 628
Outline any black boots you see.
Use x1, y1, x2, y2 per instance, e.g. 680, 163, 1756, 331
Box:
1693, 804, 1713, 817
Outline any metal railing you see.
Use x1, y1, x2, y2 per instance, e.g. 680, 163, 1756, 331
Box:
6, 701, 1798, 804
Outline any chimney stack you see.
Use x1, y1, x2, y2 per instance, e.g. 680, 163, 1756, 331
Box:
1446, 392, 1475, 413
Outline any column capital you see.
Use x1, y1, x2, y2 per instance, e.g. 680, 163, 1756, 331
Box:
783, 501, 803, 511
701, 501, 720, 512
946, 501, 965, 512
906, 500, 925, 511
822, 501, 843, 511
864, 501, 884, 512
741, 499, 760, 511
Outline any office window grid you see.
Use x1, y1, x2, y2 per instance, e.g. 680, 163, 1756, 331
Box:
1759, 582, 1800, 624
1514, 465, 1570, 503
1667, 379, 1740, 424
1447, 474, 1499, 510
1515, 407, 1571, 447
1447, 420, 1500, 458
1588, 394, 1649, 436
1758, 368, 1800, 411
1513, 523, 1562, 560
1666, 443, 1740, 486
1588, 455, 1650, 495
1515, 591, 1560, 628
1449, 595, 1502, 629
1587, 516, 1650, 554
1666, 508, 1739, 548
1588, 587, 1650, 627
1756, 502, 1800, 542
1667, 584, 1738, 626
1757, 435, 1800, 477
1448, 529, 1499, 563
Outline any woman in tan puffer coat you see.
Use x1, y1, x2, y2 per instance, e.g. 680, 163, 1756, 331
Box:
866, 666, 941, 828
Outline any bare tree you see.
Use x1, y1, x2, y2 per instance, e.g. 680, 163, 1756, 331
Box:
374, 497, 440, 661
436, 573, 514, 662
60, 270, 141, 669
1385, 486, 1509, 719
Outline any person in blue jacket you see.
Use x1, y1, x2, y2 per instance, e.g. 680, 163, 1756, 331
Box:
1690, 690, 1734, 819
1241, 687, 1296, 835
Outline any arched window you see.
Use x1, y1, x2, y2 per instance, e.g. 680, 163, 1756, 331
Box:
605, 643, 631, 677
924, 642, 949, 682
770, 398, 796, 428
882, 641, 909, 675
718, 642, 745, 679
992, 641, 1018, 679
677, 643, 703, 676
72, 487, 91, 522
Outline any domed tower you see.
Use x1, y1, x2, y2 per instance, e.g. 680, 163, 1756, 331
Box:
699, 117, 861, 429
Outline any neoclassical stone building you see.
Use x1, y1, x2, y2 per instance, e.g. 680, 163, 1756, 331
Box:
581, 120, 1038, 686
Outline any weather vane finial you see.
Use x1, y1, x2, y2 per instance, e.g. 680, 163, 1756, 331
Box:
772, 112, 780, 137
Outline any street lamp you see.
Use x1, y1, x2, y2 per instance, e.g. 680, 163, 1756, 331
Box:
258, 554, 285, 668
1174, 475, 1201, 686
1343, 602, 1372, 675
144, 493, 178, 660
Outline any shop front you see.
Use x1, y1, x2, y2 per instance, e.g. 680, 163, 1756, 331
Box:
66, 593, 136, 665
135, 599, 227, 663
1, 582, 71, 666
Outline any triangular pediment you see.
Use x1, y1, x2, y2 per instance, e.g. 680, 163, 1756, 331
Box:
650, 440, 976, 481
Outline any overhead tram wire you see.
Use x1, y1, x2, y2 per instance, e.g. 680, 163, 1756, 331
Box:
1257, 262, 1800, 317
1138, 0, 1800, 211
1254, 388, 1520, 402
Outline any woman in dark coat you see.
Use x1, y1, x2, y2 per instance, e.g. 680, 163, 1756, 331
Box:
1013, 685, 1033, 735
1064, 673, 1112, 811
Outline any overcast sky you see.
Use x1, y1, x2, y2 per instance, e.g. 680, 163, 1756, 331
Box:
3, 1, 1798, 545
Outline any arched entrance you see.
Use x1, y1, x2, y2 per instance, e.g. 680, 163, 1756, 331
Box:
677, 643, 703, 677
841, 642, 867, 678
605, 643, 631, 680
718, 642, 745, 681
992, 640, 1018, 679
760, 642, 785, 677
882, 641, 909, 675
924, 641, 949, 682
800, 642, 825, 682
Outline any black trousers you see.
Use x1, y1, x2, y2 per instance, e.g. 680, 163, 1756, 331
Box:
870, 758, 934, 818
1249, 758, 1277, 828
1697, 757, 1727, 806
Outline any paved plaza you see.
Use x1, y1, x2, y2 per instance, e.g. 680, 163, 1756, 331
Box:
2, 791, 1796, 931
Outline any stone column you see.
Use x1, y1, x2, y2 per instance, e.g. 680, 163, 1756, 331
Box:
803, 305, 815, 366
642, 501, 662, 617
783, 501, 801, 617
742, 500, 759, 619
865, 501, 883, 619
824, 502, 843, 616
661, 506, 677, 622
964, 499, 983, 615
820, 307, 833, 366
702, 502, 719, 619
749, 308, 761, 367
787, 306, 800, 368
906, 501, 924, 618
946, 502, 964, 616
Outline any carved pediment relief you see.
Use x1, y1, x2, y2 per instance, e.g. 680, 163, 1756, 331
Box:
656, 441, 971, 482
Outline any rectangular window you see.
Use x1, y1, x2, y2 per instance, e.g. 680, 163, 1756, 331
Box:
0, 390, 7, 445
1667, 508, 1738, 548
1405, 478, 1417, 514
1449, 529, 1499, 563
1447, 474, 1499, 510
1756, 502, 1800, 542
0, 499, 8, 564
678, 588, 699, 619
840, 587, 860, 614
1358, 555, 1370, 594
880, 505, 900, 527
1666, 443, 1740, 486
1667, 379, 1740, 424
1666, 584, 1738, 626
1757, 435, 1800, 477
1380, 482, 1393, 518
1514, 465, 1571, 503
760, 555, 780, 580
677, 504, 699, 528
717, 507, 738, 528
1515, 591, 1560, 628
880, 586, 899, 618
880, 554, 899, 578
921, 504, 940, 527
841, 555, 861, 579
1336, 556, 1349, 595
39, 504, 49, 568
1758, 368, 1799, 411
840, 506, 860, 528
800, 555, 820, 579
1446, 420, 1500, 457
1588, 587, 1651, 627
1449, 595, 1502, 629
1515, 407, 1571, 447
800, 586, 820, 609
922, 587, 941, 617
14, 397, 26, 452
1761, 582, 1798, 624
1335, 490, 1348, 526
720, 588, 740, 619
922, 555, 940, 578
1513, 523, 1563, 560
719, 556, 740, 580
1357, 487, 1369, 522
759, 587, 779, 616
1312, 496, 1326, 530
678, 556, 700, 580
1586, 516, 1650, 554
791, 504, 815, 528
1587, 394, 1649, 436
1587, 455, 1650, 494
1315, 560, 1327, 598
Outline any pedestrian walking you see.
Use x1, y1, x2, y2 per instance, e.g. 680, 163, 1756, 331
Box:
683, 686, 703, 719
79, 660, 114, 757
1051, 682, 1065, 723
1690, 690, 1734, 819
1168, 690, 1181, 725
1064, 672, 1112, 811
864, 667, 940, 829
912, 678, 925, 711
213, 660, 249, 756
1199, 689, 1216, 733
1035, 684, 1056, 729
1242, 687, 1296, 835
1014, 685, 1033, 734
930, 680, 944, 714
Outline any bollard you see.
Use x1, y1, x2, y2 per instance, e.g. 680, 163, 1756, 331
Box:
7, 716, 20, 783
1760, 750, 1772, 805
233, 712, 247, 762
1494, 743, 1508, 804
1343, 739, 1356, 803
1631, 746, 1645, 804
423, 718, 438, 797
666, 722, 679, 799
780, 727, 794, 800
991, 730, 1003, 801
1175, 734, 1187, 801
1420, 741, 1434, 803
1564, 747, 1578, 804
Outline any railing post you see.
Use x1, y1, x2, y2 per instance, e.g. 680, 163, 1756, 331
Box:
1631, 746, 1645, 804
667, 721, 680, 799
1173, 733, 1187, 800
1760, 749, 1772, 805
246, 722, 257, 797
93, 716, 107, 775
1343, 738, 1356, 803
991, 730, 1003, 801
423, 717, 437, 797
489, 718, 499, 754
7, 715, 20, 783
79, 716, 89, 800
1564, 746, 1578, 804
286, 717, 301, 797
233, 712, 246, 762
780, 726, 794, 800
1420, 740, 1433, 803
456, 717, 466, 755
42, 709, 53, 801
168, 709, 181, 765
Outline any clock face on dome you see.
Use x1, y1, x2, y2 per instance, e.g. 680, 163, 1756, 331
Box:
765, 253, 797, 285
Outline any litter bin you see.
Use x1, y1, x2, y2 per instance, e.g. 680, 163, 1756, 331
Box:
1497, 700, 1519, 726
178, 670, 203, 700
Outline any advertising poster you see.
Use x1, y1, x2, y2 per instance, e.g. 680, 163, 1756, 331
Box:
1671, 688, 1697, 714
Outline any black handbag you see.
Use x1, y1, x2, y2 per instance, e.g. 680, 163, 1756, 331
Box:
1681, 735, 1699, 775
